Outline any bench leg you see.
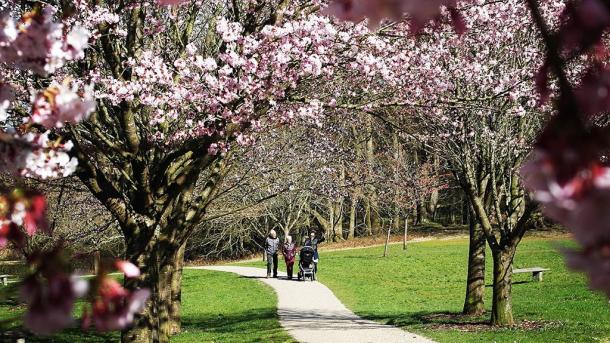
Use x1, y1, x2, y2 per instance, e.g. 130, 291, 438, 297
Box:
533, 271, 543, 282
1, 278, 6, 286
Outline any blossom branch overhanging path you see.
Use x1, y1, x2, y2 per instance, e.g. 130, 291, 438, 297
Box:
325, 0, 610, 297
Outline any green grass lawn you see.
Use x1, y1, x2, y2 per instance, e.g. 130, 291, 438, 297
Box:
3, 236, 608, 342
241, 236, 610, 342
1, 270, 292, 342
313, 237, 610, 342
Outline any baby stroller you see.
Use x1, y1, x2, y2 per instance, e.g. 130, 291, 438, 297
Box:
297, 246, 316, 281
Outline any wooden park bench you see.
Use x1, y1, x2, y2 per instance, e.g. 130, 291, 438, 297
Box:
513, 267, 550, 282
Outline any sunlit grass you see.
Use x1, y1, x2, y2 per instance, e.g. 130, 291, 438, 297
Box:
314, 237, 610, 342
1, 269, 292, 342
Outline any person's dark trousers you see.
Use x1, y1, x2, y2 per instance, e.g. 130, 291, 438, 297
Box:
267, 253, 278, 277
286, 262, 294, 279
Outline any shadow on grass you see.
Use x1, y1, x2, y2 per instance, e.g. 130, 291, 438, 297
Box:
359, 310, 489, 329
237, 275, 300, 282
484, 280, 531, 288
360, 310, 554, 333
1, 328, 118, 343
181, 307, 282, 335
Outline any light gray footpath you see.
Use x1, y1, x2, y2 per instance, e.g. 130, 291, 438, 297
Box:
189, 265, 435, 343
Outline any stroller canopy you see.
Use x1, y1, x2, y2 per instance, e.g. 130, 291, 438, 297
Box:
300, 246, 315, 264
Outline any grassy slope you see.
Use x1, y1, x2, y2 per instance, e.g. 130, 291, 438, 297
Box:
313, 237, 610, 343
0, 270, 293, 343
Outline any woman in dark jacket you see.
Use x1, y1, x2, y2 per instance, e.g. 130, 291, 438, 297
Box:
304, 231, 325, 272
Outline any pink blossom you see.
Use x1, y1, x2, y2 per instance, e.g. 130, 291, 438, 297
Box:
19, 132, 79, 179
0, 82, 14, 123
156, 0, 190, 6
564, 245, 610, 297
0, 12, 17, 45
21, 273, 88, 335
324, 0, 468, 30
0, 223, 8, 247
84, 277, 150, 332
115, 260, 140, 278
208, 143, 220, 156
0, 7, 91, 75
23, 194, 48, 236
216, 17, 243, 42
0, 190, 49, 245
30, 82, 95, 129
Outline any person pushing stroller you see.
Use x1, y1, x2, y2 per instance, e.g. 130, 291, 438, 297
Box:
304, 230, 324, 273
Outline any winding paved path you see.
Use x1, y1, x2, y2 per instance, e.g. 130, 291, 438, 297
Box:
188, 265, 435, 343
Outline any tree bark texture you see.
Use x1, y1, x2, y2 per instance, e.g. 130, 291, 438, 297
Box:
462, 215, 485, 315
491, 247, 516, 326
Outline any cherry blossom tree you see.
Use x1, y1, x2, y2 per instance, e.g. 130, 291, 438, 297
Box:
325, 0, 565, 326
2, 0, 416, 341
520, 0, 610, 300
1, 3, 151, 336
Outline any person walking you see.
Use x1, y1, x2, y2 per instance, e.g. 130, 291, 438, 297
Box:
304, 230, 325, 273
265, 229, 280, 278
282, 235, 297, 280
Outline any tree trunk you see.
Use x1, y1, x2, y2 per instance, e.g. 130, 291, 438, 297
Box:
169, 242, 186, 335
403, 218, 408, 250
93, 250, 101, 275
121, 226, 184, 343
364, 200, 373, 235
157, 250, 173, 342
371, 208, 381, 235
121, 233, 159, 343
491, 247, 516, 326
348, 197, 356, 239
383, 226, 391, 257
331, 200, 344, 242
416, 201, 427, 225
462, 194, 469, 225
428, 190, 439, 221
462, 217, 485, 316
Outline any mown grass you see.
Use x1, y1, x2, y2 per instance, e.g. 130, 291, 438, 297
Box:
240, 235, 610, 342
312, 237, 610, 343
1, 269, 292, 342
3, 236, 606, 342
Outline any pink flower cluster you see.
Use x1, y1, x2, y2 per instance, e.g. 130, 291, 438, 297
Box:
519, 0, 610, 297
82, 261, 150, 332
0, 5, 151, 336
0, 190, 47, 248
0, 7, 90, 75
20, 250, 150, 335
324, 0, 469, 30
22, 271, 89, 335
31, 82, 95, 129
0, 8, 94, 180
95, 12, 414, 149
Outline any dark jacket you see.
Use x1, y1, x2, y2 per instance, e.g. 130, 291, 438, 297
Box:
282, 243, 296, 263
304, 236, 325, 252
